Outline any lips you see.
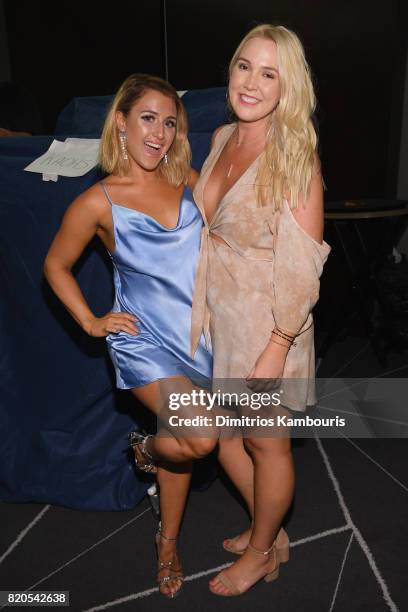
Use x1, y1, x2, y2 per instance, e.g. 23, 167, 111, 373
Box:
144, 140, 163, 157
239, 93, 261, 106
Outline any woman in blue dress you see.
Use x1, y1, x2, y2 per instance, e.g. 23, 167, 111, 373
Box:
44, 74, 217, 598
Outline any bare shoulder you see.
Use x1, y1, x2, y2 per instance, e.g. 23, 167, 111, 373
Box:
289, 154, 324, 244
187, 168, 199, 190
65, 181, 109, 221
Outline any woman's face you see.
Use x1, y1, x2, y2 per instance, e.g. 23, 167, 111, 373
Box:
229, 37, 281, 125
116, 89, 177, 171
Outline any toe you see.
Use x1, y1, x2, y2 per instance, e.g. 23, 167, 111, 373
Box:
160, 582, 171, 597
169, 579, 180, 597
209, 577, 226, 595
218, 582, 230, 595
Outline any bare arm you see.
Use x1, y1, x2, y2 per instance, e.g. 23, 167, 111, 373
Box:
247, 158, 326, 388
44, 187, 137, 337
187, 168, 199, 190
290, 157, 324, 244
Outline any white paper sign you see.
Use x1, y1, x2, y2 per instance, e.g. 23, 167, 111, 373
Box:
24, 138, 100, 181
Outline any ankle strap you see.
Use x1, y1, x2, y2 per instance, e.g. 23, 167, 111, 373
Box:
247, 541, 274, 556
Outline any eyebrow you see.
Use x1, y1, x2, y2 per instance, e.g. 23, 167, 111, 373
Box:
238, 56, 279, 72
140, 109, 177, 120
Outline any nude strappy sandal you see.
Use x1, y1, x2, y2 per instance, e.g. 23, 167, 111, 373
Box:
209, 541, 280, 597
223, 524, 290, 563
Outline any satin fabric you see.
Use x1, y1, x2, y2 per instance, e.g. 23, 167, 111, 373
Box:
101, 182, 212, 389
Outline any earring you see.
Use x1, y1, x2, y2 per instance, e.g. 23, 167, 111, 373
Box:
164, 153, 168, 164
119, 130, 128, 160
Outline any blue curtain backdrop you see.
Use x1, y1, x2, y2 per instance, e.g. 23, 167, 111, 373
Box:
0, 89, 227, 510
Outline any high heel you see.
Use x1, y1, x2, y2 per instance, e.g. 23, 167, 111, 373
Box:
155, 523, 184, 599
209, 541, 280, 597
223, 523, 290, 564
275, 527, 290, 563
128, 430, 158, 474
248, 542, 280, 584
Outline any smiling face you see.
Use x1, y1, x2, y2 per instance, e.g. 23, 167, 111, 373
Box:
116, 89, 177, 172
229, 37, 281, 125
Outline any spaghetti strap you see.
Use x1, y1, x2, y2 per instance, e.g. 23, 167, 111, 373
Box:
99, 181, 114, 206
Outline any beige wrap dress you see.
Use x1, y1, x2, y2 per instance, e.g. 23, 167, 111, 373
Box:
191, 123, 331, 411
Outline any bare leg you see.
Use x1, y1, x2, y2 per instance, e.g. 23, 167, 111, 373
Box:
128, 376, 217, 597
217, 437, 254, 551
130, 377, 218, 464
209, 436, 294, 595
155, 460, 192, 597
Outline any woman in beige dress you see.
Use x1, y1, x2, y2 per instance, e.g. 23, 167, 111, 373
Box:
191, 25, 331, 596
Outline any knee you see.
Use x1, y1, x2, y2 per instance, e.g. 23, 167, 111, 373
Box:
243, 437, 262, 455
186, 437, 218, 459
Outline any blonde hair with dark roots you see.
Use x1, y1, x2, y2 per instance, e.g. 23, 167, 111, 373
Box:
99, 73, 191, 186
229, 24, 317, 209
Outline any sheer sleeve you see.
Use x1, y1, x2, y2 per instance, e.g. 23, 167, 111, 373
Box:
271, 200, 331, 336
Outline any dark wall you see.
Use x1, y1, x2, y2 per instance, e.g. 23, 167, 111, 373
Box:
0, 0, 11, 81
166, 0, 407, 200
4, 0, 164, 133
4, 0, 408, 200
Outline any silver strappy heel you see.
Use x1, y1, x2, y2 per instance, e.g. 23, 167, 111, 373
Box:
128, 430, 158, 473
155, 523, 184, 598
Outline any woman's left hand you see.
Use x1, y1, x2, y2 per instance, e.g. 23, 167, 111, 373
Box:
246, 341, 289, 392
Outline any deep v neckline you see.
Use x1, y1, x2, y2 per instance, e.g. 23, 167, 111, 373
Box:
200, 124, 262, 226
103, 182, 187, 231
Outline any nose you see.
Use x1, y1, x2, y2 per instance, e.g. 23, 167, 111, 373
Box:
244, 70, 258, 91
152, 121, 165, 140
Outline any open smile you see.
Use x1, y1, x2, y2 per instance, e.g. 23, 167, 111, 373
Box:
144, 140, 163, 157
239, 93, 262, 106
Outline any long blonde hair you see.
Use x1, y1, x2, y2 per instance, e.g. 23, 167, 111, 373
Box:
229, 25, 317, 209
99, 74, 191, 186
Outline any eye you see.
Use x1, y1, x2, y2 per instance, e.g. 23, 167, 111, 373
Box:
141, 114, 155, 122
165, 119, 176, 128
264, 72, 275, 79
238, 62, 249, 71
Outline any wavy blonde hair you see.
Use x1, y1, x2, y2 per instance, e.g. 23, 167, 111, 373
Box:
229, 25, 317, 209
99, 74, 191, 186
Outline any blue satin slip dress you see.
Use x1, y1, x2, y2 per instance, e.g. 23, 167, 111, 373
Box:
100, 181, 212, 389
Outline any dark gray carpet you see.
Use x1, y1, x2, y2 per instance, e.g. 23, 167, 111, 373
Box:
0, 335, 406, 611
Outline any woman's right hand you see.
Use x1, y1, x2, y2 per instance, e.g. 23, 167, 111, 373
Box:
86, 312, 139, 337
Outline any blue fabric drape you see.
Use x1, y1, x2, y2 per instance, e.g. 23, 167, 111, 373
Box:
0, 90, 223, 509
0, 137, 149, 510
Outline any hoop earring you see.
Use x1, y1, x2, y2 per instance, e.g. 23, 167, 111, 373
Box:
119, 130, 128, 160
